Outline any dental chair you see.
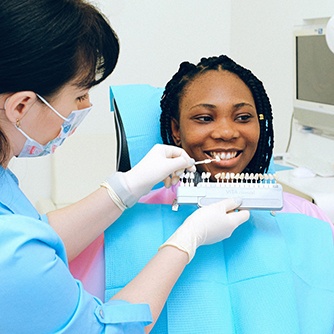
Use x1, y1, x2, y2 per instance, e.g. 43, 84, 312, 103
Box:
105, 84, 334, 334
111, 84, 164, 172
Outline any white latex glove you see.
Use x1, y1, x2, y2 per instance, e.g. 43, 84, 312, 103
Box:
107, 144, 195, 207
159, 198, 250, 262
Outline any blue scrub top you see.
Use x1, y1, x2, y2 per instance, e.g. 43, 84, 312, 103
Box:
0, 166, 152, 333
0, 166, 46, 220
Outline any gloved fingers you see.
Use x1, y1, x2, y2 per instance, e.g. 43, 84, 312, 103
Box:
226, 210, 250, 229
202, 209, 250, 244
162, 156, 195, 178
162, 144, 188, 158
171, 174, 181, 185
215, 210, 249, 239
158, 144, 195, 169
163, 176, 172, 188
209, 197, 243, 214
163, 173, 183, 188
185, 164, 196, 173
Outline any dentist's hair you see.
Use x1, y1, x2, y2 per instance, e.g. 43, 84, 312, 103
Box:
0, 0, 119, 165
160, 55, 274, 174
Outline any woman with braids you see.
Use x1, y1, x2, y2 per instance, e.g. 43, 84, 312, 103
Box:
0, 2, 251, 332
146, 54, 332, 219
71, 55, 334, 333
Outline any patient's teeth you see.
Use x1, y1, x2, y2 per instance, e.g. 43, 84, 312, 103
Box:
210, 151, 237, 161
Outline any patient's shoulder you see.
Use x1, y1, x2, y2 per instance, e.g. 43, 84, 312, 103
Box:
282, 191, 332, 225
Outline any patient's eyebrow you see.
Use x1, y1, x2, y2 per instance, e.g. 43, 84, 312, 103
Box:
233, 102, 256, 110
189, 103, 217, 110
190, 102, 255, 111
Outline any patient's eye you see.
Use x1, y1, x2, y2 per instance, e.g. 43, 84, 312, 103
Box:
194, 115, 213, 123
236, 114, 253, 122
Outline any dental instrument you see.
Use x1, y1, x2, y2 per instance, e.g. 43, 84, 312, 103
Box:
194, 156, 221, 165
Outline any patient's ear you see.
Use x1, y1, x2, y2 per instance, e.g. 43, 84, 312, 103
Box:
171, 117, 181, 146
4, 91, 37, 123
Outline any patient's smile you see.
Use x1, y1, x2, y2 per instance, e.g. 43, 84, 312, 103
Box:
210, 151, 238, 160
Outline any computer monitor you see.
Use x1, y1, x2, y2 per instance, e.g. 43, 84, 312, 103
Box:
293, 25, 334, 136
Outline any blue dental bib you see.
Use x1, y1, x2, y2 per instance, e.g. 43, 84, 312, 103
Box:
105, 203, 334, 334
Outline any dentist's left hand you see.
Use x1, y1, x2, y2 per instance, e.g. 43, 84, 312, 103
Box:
107, 144, 195, 208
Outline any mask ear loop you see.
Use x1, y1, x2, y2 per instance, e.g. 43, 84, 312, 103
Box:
36, 94, 69, 122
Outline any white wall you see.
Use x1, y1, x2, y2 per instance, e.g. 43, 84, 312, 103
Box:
10, 0, 334, 207
230, 0, 333, 155
97, 0, 231, 87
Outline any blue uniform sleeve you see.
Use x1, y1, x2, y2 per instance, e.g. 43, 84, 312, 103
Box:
0, 214, 152, 334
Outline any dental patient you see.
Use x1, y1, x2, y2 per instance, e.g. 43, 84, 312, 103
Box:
70, 55, 334, 333
143, 55, 332, 220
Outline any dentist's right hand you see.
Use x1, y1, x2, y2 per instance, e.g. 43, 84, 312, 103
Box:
106, 144, 195, 208
159, 198, 250, 262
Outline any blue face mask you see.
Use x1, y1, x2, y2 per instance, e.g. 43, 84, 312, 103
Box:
16, 94, 92, 157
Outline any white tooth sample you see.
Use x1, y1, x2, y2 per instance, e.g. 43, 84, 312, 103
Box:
189, 172, 195, 186
254, 173, 259, 183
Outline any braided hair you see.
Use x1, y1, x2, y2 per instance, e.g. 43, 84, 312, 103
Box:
160, 55, 274, 174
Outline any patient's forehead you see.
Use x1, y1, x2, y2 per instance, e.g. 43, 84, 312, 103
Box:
179, 70, 255, 112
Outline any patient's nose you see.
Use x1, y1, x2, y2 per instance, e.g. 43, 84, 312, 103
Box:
211, 119, 239, 141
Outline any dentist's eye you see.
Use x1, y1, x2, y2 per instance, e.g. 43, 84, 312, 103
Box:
77, 93, 89, 102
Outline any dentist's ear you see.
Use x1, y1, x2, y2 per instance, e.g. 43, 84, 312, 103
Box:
3, 91, 37, 123
326, 16, 334, 53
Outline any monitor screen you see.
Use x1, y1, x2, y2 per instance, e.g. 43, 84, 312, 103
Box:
296, 34, 334, 106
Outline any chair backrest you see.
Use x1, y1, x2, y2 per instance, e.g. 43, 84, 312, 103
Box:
110, 84, 164, 172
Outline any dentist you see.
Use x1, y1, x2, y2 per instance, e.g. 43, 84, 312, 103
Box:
0, 1, 249, 333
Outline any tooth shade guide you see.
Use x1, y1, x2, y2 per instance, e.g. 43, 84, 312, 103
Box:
177, 172, 284, 211
214, 173, 221, 183
179, 172, 278, 187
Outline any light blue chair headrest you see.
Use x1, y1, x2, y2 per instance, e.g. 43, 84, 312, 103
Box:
110, 84, 164, 171
109, 84, 276, 174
